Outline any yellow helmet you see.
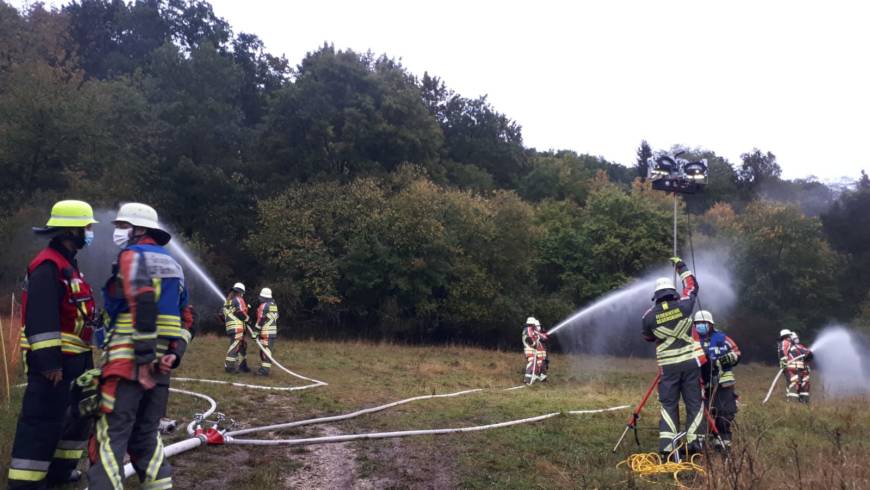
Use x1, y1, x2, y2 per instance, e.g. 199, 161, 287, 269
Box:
43, 200, 98, 228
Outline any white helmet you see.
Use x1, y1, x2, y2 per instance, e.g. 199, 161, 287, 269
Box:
525, 316, 540, 327
779, 329, 792, 338
693, 310, 715, 324
652, 277, 676, 301
113, 202, 171, 245
259, 287, 272, 299
232, 282, 245, 293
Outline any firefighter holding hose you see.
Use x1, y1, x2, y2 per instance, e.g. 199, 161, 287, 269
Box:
694, 310, 741, 451
223, 282, 250, 373
252, 287, 279, 376
88, 202, 193, 489
7, 200, 98, 488
642, 257, 705, 458
789, 331, 813, 403
522, 317, 549, 384
777, 329, 813, 402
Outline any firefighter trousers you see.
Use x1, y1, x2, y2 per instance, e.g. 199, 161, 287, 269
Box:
705, 386, 737, 445
87, 375, 172, 490
7, 353, 93, 489
658, 364, 704, 453
225, 328, 247, 371
257, 335, 276, 373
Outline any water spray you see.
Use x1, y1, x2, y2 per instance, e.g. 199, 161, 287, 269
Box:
165, 240, 225, 303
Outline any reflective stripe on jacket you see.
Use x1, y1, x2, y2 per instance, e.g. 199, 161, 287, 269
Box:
641, 264, 706, 369
256, 300, 279, 336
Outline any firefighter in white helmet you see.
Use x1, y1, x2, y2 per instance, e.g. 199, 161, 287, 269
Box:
88, 202, 194, 489
776, 329, 803, 401
223, 282, 250, 373
694, 310, 741, 450
641, 257, 704, 457
522, 316, 549, 384
788, 331, 813, 403
252, 287, 279, 376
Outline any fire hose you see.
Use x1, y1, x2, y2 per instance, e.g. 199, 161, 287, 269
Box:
100, 329, 630, 484
762, 353, 807, 404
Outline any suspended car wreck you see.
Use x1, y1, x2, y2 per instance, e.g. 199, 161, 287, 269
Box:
648, 151, 708, 194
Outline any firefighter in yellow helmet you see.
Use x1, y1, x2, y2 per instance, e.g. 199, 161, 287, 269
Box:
223, 282, 250, 373
252, 287, 279, 376
8, 200, 98, 488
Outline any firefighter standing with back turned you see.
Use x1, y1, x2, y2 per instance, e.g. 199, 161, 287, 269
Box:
777, 329, 815, 402
788, 331, 813, 403
7, 200, 98, 488
694, 310, 741, 451
223, 282, 250, 373
642, 257, 705, 458
87, 203, 194, 490
252, 287, 279, 376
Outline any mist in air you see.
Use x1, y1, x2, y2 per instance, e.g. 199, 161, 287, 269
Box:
76, 209, 227, 312
810, 326, 870, 398
550, 249, 737, 357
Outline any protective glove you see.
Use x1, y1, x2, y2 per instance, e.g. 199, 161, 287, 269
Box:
250, 327, 259, 340
720, 351, 738, 366
804, 350, 814, 361
669, 256, 683, 266
779, 358, 787, 370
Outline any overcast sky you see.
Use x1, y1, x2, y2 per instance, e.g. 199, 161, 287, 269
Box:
19, 0, 870, 181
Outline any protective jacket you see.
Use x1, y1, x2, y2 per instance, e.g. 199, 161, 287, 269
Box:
254, 300, 279, 336
700, 330, 741, 387
100, 237, 191, 412
224, 296, 249, 332
19, 242, 96, 370
522, 326, 548, 350
642, 262, 705, 371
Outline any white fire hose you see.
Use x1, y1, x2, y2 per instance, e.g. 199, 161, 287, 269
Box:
104, 329, 630, 485
762, 353, 808, 404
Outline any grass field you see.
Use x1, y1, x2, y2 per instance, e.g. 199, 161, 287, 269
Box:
1, 334, 869, 489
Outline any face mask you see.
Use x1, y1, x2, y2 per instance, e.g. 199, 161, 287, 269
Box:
113, 227, 131, 248
83, 229, 94, 247
695, 323, 709, 336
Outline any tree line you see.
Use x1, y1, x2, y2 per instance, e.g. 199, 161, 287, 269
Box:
1, 1, 868, 358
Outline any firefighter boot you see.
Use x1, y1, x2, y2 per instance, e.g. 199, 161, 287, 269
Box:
256, 367, 270, 376
239, 359, 251, 373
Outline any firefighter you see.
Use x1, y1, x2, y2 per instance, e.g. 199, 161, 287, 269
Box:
694, 310, 741, 451
251, 287, 279, 376
87, 203, 193, 490
522, 317, 549, 384
789, 332, 814, 403
7, 200, 98, 488
223, 282, 249, 373
641, 257, 705, 457
777, 329, 801, 401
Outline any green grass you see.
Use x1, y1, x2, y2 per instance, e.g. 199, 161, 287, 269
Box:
2, 335, 869, 488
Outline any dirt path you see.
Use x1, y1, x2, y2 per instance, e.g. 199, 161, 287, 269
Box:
283, 425, 358, 489
280, 424, 457, 489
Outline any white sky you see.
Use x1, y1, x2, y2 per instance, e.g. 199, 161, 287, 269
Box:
19, 0, 870, 181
